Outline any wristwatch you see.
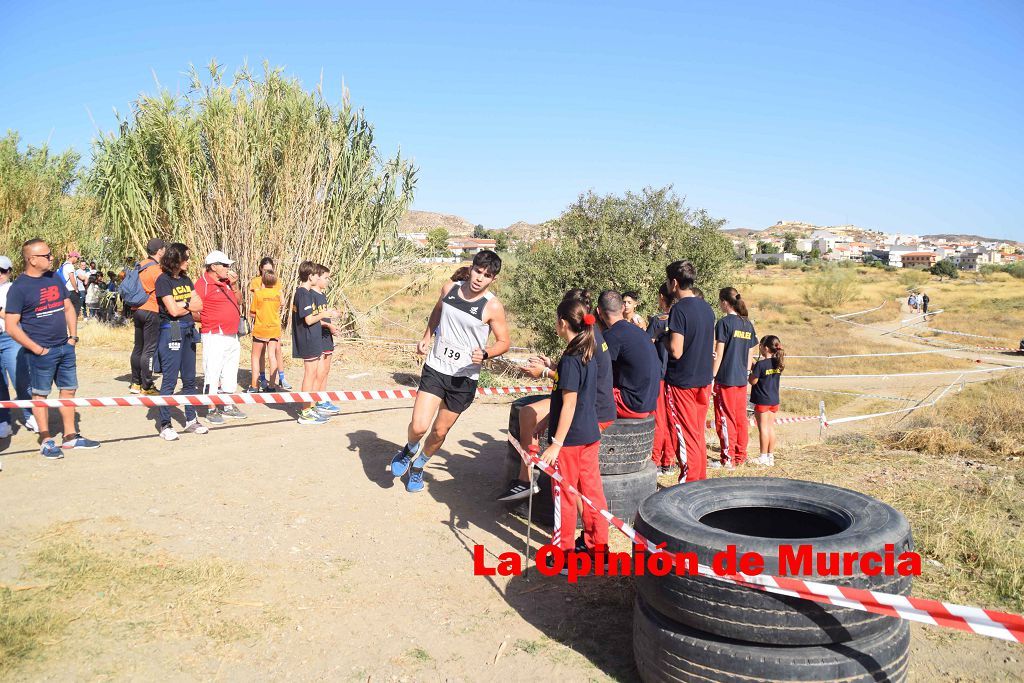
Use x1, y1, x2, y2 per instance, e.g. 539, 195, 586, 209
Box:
70, 336, 79, 342
482, 350, 489, 360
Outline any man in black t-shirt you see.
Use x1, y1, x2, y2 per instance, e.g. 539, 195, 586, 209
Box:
597, 290, 661, 418
663, 260, 715, 482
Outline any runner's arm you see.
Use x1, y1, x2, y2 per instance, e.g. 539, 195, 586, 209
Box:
476, 298, 510, 362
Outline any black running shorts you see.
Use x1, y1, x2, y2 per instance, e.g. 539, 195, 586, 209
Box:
418, 364, 478, 414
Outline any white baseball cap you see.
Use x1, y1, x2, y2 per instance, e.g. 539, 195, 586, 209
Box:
0, 255, 12, 270
204, 250, 234, 266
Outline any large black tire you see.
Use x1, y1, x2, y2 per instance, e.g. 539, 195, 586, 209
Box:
633, 595, 910, 683
598, 416, 656, 475
633, 477, 913, 645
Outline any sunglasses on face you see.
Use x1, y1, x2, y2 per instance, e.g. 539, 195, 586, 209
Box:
33, 253, 53, 260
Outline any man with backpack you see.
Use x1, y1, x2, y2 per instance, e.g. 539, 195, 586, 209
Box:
125, 238, 166, 395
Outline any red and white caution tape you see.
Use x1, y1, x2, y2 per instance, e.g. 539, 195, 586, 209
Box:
0, 386, 551, 410
507, 434, 1024, 642
823, 378, 963, 426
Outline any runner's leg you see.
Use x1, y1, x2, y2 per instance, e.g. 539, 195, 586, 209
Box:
423, 405, 462, 457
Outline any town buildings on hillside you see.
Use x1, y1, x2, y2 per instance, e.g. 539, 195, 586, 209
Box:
733, 227, 1021, 271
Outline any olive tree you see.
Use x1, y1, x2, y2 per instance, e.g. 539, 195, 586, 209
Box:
506, 187, 735, 354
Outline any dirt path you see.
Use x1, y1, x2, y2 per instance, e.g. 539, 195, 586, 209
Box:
1, 340, 1021, 680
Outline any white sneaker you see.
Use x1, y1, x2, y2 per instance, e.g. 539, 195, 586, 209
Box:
160, 426, 180, 441
768, 453, 776, 466
709, 460, 724, 469
753, 454, 774, 466
0, 422, 11, 439
182, 419, 209, 435
25, 414, 38, 433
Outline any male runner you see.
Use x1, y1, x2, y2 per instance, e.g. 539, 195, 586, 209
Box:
391, 251, 510, 492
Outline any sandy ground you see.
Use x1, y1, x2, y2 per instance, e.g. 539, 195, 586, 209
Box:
1, 321, 1023, 681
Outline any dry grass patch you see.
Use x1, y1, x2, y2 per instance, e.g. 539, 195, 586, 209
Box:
0, 525, 282, 678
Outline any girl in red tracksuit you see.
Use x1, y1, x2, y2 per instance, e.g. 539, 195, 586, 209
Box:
711, 287, 758, 469
540, 297, 609, 572
750, 335, 784, 467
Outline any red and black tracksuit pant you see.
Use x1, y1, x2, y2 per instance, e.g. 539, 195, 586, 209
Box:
713, 383, 749, 465
651, 381, 674, 468
665, 383, 712, 482
550, 441, 609, 551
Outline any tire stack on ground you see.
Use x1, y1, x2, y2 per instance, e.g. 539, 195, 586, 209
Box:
504, 395, 658, 528
632, 478, 913, 682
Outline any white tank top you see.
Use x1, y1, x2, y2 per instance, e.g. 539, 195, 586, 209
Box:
425, 282, 494, 380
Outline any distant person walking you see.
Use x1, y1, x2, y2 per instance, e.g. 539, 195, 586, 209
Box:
154, 243, 208, 441
128, 238, 166, 395
195, 250, 247, 424
921, 292, 930, 316
4, 239, 101, 457
907, 293, 918, 312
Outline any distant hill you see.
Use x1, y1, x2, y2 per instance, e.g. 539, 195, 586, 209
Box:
504, 220, 553, 241
922, 233, 1018, 244
399, 210, 477, 236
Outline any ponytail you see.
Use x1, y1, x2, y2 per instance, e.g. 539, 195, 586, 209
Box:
762, 335, 785, 372
557, 298, 596, 364
719, 287, 748, 318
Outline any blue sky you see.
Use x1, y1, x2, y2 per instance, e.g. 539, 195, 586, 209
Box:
2, 1, 1022, 239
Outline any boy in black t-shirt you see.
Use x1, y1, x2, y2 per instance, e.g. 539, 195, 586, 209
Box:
291, 261, 338, 426
310, 264, 342, 417
749, 335, 785, 467
647, 283, 674, 473
663, 260, 716, 483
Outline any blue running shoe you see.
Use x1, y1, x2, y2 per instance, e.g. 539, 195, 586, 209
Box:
62, 435, 101, 450
390, 443, 419, 478
316, 401, 342, 416
40, 439, 63, 459
279, 375, 293, 390
406, 453, 429, 493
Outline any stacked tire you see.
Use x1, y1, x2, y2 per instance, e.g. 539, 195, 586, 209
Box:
504, 396, 658, 528
632, 478, 913, 682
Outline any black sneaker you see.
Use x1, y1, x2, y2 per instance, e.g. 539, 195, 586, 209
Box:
497, 478, 539, 502
543, 553, 568, 576
575, 533, 588, 553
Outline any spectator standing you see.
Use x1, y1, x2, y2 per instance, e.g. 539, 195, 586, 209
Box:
195, 250, 247, 424
249, 257, 292, 391
128, 239, 166, 395
710, 287, 758, 469
58, 251, 83, 318
921, 292, 930, 315
622, 291, 647, 329
0, 255, 31, 437
154, 243, 208, 440
248, 261, 283, 392
4, 239, 100, 456
647, 283, 675, 474
85, 275, 102, 320
664, 260, 716, 483
597, 290, 661, 418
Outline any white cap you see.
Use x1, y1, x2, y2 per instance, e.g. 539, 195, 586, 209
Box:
204, 250, 234, 266
0, 255, 12, 270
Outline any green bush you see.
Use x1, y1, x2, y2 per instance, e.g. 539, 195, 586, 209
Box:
802, 268, 862, 309
755, 262, 767, 270
782, 260, 801, 270
507, 187, 735, 354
